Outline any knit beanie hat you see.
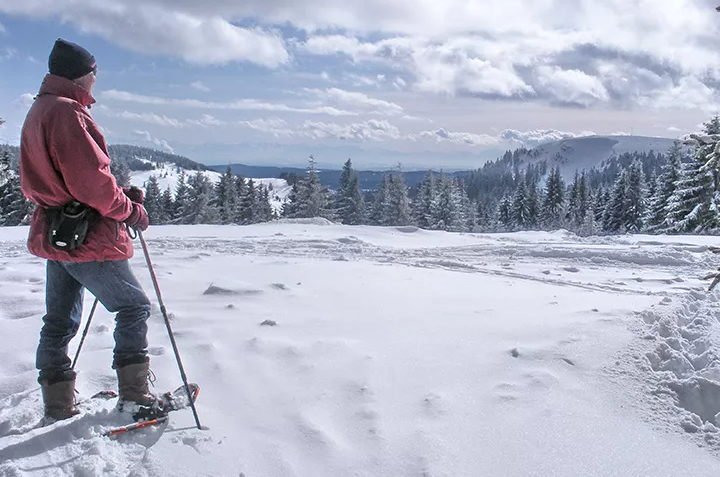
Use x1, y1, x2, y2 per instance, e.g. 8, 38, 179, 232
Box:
48, 39, 97, 80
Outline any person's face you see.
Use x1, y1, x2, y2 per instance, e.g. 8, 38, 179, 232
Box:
75, 69, 96, 94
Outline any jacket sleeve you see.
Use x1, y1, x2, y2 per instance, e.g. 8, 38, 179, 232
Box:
47, 102, 133, 222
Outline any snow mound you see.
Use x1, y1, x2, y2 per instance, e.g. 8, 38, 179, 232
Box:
274, 217, 336, 226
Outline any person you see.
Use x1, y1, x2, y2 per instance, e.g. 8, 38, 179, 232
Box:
19, 38, 156, 423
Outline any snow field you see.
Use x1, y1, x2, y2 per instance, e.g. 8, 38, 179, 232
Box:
1, 222, 720, 476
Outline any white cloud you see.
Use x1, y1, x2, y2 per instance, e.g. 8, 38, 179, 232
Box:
535, 66, 609, 107
191, 81, 211, 92
499, 129, 594, 146
413, 127, 595, 147
301, 119, 402, 141
0, 21, 5, 33
15, 93, 35, 109
667, 126, 681, 132
304, 87, 404, 115
0, 47, 17, 60
115, 111, 185, 128
414, 128, 498, 146
0, 3, 288, 67
132, 130, 174, 152
188, 114, 225, 127
100, 89, 359, 116
238, 118, 294, 137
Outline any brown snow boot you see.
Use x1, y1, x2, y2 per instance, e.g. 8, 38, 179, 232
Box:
116, 361, 157, 406
40, 379, 80, 422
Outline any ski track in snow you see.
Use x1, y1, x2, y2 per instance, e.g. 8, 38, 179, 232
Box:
1, 223, 720, 475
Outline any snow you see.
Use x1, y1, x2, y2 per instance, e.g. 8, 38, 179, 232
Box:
2, 223, 720, 475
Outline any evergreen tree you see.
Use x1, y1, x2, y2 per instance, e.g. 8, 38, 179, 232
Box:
413, 171, 436, 229
0, 150, 32, 226
663, 120, 718, 234
603, 170, 630, 233
173, 171, 191, 223
335, 159, 365, 225
282, 182, 300, 218
161, 187, 174, 223
541, 166, 566, 229
623, 159, 647, 232
216, 167, 239, 224
370, 174, 389, 225
512, 174, 530, 230
384, 171, 411, 226
646, 141, 683, 232
143, 175, 165, 225
257, 186, 275, 222
431, 174, 465, 231
111, 161, 132, 187
289, 156, 331, 219
497, 194, 513, 231
526, 178, 541, 230
185, 171, 218, 224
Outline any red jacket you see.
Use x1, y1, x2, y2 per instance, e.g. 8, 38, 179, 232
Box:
20, 74, 135, 262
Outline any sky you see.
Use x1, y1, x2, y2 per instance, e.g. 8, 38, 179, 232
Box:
1, 1, 720, 170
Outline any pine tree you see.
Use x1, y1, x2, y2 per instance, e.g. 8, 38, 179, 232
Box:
282, 182, 300, 218
430, 174, 465, 231
663, 118, 719, 234
335, 159, 365, 225
512, 174, 530, 230
413, 171, 436, 229
173, 171, 191, 223
143, 175, 164, 224
161, 187, 174, 223
497, 194, 513, 231
0, 150, 32, 226
216, 167, 239, 224
257, 186, 275, 222
603, 170, 630, 233
541, 166, 566, 229
185, 171, 219, 224
623, 159, 647, 232
526, 179, 541, 230
384, 171, 411, 226
369, 174, 389, 225
646, 141, 683, 232
289, 156, 331, 219
112, 161, 132, 187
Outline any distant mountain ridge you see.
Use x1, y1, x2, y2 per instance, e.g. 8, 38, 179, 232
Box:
518, 135, 679, 180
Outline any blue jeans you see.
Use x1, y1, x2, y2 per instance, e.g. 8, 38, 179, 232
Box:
37, 259, 151, 384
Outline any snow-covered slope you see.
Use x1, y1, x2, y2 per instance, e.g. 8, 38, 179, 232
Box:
128, 161, 223, 193
128, 163, 293, 213
1, 223, 720, 476
521, 135, 679, 179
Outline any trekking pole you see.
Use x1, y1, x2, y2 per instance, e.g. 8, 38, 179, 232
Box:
137, 229, 202, 430
71, 297, 99, 370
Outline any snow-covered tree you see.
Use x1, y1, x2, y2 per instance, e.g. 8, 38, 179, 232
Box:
111, 161, 132, 187
216, 166, 239, 224
172, 171, 191, 223
623, 159, 647, 232
143, 175, 165, 225
185, 171, 218, 224
413, 171, 436, 229
512, 173, 530, 230
335, 159, 365, 225
497, 194, 513, 231
541, 166, 565, 229
384, 171, 411, 226
287, 156, 332, 219
603, 170, 630, 233
646, 141, 684, 232
0, 149, 32, 226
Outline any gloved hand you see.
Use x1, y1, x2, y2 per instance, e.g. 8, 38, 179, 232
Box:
124, 203, 149, 231
123, 186, 145, 204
